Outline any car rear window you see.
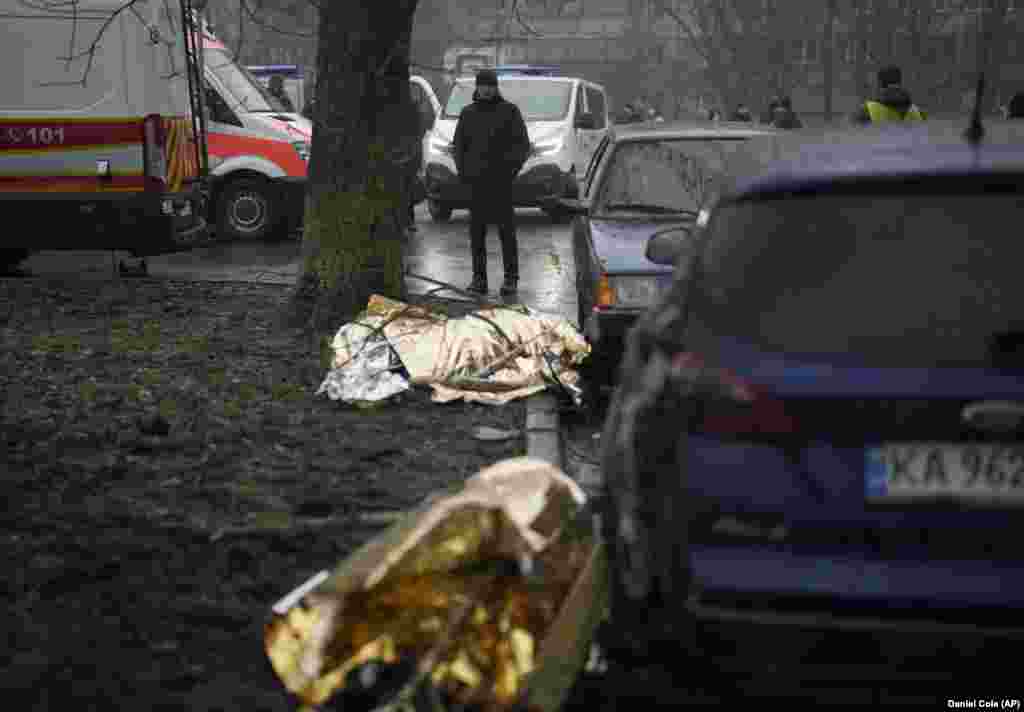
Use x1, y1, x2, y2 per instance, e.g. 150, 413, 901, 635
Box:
690, 187, 1024, 367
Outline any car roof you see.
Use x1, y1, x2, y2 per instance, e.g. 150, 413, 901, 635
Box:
609, 120, 779, 142
453, 75, 591, 86
725, 119, 1024, 202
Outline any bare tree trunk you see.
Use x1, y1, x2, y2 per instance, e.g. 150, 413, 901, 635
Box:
873, 0, 895, 66
907, 1, 923, 93
288, 0, 421, 341
979, 0, 1011, 113
853, 0, 868, 101
824, 0, 836, 122
774, 34, 788, 103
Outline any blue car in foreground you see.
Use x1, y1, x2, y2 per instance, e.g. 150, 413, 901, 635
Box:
600, 120, 1024, 697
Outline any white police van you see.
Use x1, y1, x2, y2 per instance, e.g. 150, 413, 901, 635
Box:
423, 65, 610, 222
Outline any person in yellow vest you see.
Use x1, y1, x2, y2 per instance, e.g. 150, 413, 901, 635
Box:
851, 65, 926, 124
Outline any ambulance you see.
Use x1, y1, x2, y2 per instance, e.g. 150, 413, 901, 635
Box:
201, 29, 441, 242
0, 0, 209, 273
199, 22, 312, 242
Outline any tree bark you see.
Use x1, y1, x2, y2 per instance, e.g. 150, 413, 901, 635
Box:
288, 0, 422, 342
853, 0, 867, 102
979, 0, 1011, 114
823, 0, 836, 122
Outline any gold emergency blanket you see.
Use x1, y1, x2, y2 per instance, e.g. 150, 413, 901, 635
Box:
264, 458, 601, 711
330, 295, 590, 405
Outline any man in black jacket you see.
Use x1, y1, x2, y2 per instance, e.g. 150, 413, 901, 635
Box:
453, 69, 531, 296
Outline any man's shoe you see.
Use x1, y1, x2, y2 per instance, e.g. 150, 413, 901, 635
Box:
466, 279, 488, 295
499, 278, 518, 297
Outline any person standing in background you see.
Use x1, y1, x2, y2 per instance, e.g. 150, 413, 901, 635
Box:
452, 69, 531, 297
268, 75, 295, 113
772, 96, 803, 129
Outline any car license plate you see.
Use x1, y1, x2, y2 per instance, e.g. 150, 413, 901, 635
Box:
866, 443, 1024, 504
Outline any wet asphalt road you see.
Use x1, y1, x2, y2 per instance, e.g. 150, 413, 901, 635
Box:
19, 204, 578, 316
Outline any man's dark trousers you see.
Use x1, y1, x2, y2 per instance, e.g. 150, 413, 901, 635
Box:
469, 184, 518, 285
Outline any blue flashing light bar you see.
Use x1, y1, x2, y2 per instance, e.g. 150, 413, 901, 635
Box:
245, 65, 304, 79
492, 65, 561, 76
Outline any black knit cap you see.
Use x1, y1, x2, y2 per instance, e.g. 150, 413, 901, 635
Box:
476, 69, 498, 86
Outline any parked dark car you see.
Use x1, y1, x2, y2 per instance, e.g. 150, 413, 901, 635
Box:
600, 120, 1024, 697
562, 121, 775, 398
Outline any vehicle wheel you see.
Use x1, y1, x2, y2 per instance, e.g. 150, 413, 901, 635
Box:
216, 177, 280, 242
427, 199, 452, 222
0, 248, 30, 274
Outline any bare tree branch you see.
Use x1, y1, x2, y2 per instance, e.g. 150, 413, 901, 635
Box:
37, 0, 146, 87
651, 0, 711, 64
511, 0, 543, 37
63, 0, 79, 72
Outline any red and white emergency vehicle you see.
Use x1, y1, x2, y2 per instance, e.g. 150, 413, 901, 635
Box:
0, 0, 209, 272
204, 35, 441, 239
198, 21, 311, 241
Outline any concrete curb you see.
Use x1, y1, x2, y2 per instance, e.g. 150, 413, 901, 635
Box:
524, 392, 563, 470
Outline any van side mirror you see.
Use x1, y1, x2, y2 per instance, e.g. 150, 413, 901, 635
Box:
575, 112, 597, 130
645, 225, 693, 265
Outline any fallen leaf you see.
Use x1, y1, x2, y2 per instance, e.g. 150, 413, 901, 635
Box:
249, 511, 294, 530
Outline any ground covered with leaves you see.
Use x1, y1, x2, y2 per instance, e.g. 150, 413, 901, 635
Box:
1, 277, 530, 710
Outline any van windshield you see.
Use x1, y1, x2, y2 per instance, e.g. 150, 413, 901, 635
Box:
443, 79, 572, 121
204, 48, 287, 114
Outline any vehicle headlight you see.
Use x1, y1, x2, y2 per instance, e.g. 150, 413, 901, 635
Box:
531, 140, 563, 157
605, 275, 669, 308
291, 141, 311, 162
428, 137, 454, 156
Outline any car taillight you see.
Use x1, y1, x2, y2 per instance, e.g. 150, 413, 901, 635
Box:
595, 273, 615, 309
142, 114, 167, 192
671, 351, 798, 437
